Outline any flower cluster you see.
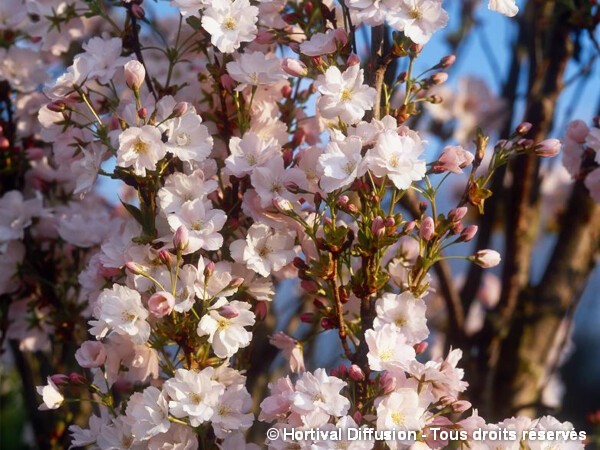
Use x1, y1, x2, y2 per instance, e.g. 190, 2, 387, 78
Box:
0, 0, 589, 448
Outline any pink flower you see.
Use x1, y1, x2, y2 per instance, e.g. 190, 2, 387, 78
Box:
420, 216, 435, 241
75, 341, 107, 368
435, 145, 474, 173
269, 331, 305, 374
148, 291, 176, 318
566, 120, 589, 143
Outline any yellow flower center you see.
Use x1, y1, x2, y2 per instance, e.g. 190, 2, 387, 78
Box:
409, 8, 423, 20
341, 89, 353, 102
133, 139, 148, 154
223, 16, 237, 30
392, 411, 406, 426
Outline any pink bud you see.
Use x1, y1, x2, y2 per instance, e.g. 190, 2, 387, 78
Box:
420, 216, 435, 241
204, 260, 215, 277
125, 261, 145, 275
282, 58, 308, 77
131, 3, 145, 19
255, 29, 276, 45
435, 145, 474, 174
534, 138, 561, 157
173, 101, 188, 118
50, 374, 69, 385
380, 371, 396, 394
320, 317, 333, 329
440, 395, 455, 406
285, 181, 301, 194
336, 364, 348, 377
431, 72, 448, 85
348, 364, 365, 381
68, 373, 87, 384
460, 225, 478, 242
138, 107, 147, 119
228, 277, 245, 289
448, 207, 468, 222
439, 54, 456, 68
148, 291, 175, 318
124, 60, 146, 90
218, 304, 239, 319
220, 74, 236, 91
333, 28, 348, 46
173, 226, 189, 251
414, 341, 428, 355
516, 122, 532, 135
404, 221, 416, 233
371, 216, 386, 239
255, 301, 268, 320
281, 84, 292, 97
158, 250, 174, 267
99, 265, 121, 278
75, 341, 107, 368
338, 195, 350, 207
353, 410, 363, 424
452, 400, 472, 413
347, 53, 360, 66
473, 249, 501, 268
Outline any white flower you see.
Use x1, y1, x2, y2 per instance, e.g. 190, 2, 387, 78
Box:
147, 423, 199, 449
211, 384, 254, 437
226, 51, 287, 90
290, 368, 351, 427
117, 125, 167, 176
165, 112, 213, 164
201, 0, 259, 53
82, 37, 131, 84
75, 340, 107, 368
71, 142, 106, 195
270, 331, 305, 374
376, 389, 425, 442
0, 191, 42, 242
36, 377, 64, 410
230, 223, 296, 277
315, 64, 377, 125
163, 368, 225, 427
318, 136, 366, 192
345, 0, 388, 26
89, 284, 151, 344
366, 323, 416, 372
299, 29, 343, 56
172, 0, 210, 17
125, 386, 171, 441
259, 376, 295, 422
158, 169, 218, 215
250, 155, 307, 208
166, 199, 227, 254
384, 0, 449, 45
374, 292, 429, 344
197, 299, 255, 358
225, 132, 280, 177
69, 414, 107, 449
488, 0, 519, 17
366, 129, 426, 190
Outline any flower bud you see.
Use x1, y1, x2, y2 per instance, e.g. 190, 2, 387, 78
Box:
473, 249, 501, 268
452, 400, 472, 413
218, 304, 239, 319
68, 373, 87, 384
281, 84, 292, 97
353, 410, 363, 424
348, 364, 365, 381
282, 58, 308, 77
300, 279, 319, 294
320, 317, 333, 329
460, 225, 478, 242
347, 53, 360, 66
125, 261, 146, 275
430, 72, 448, 85
131, 3, 145, 19
534, 138, 561, 158
420, 216, 435, 241
173, 226, 189, 251
293, 257, 309, 270
228, 277, 245, 289
380, 371, 396, 394
172, 101, 188, 118
404, 221, 416, 233
336, 364, 348, 377
439, 54, 456, 68
124, 60, 146, 90
516, 122, 532, 135
47, 101, 66, 112
148, 291, 175, 318
255, 301, 268, 320
371, 216, 386, 239
448, 207, 468, 222
333, 28, 348, 46
414, 341, 428, 355
285, 181, 300, 194
50, 374, 69, 385
158, 250, 174, 267
204, 260, 215, 278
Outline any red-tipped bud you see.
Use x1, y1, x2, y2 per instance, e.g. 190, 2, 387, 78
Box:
255, 301, 268, 321
68, 373, 87, 384
300, 279, 319, 294
125, 261, 145, 275
348, 364, 365, 381
516, 122, 532, 135
131, 3, 145, 19
439, 54, 456, 69
448, 206, 468, 222
347, 53, 360, 66
414, 341, 428, 355
320, 317, 333, 329
371, 216, 386, 239
138, 107, 147, 120
158, 250, 174, 267
218, 305, 239, 319
534, 138, 561, 158
300, 312, 314, 323
50, 374, 69, 385
430, 72, 448, 85
452, 400, 472, 413
404, 221, 416, 233
173, 101, 188, 118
